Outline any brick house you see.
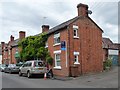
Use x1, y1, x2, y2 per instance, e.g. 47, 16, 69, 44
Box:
1, 31, 25, 64
102, 37, 120, 66
1, 3, 108, 77
42, 3, 104, 76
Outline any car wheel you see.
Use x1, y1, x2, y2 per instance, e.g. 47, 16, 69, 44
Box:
27, 71, 32, 78
19, 71, 22, 76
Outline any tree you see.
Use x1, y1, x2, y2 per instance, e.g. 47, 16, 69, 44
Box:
18, 33, 53, 65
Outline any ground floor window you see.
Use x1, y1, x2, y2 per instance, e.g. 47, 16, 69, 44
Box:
54, 50, 61, 69
55, 54, 61, 67
74, 55, 78, 62
74, 52, 80, 64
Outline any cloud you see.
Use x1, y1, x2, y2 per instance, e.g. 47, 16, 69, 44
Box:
0, 0, 119, 44
90, 2, 118, 43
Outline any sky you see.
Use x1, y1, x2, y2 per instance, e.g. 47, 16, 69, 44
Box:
0, 0, 119, 43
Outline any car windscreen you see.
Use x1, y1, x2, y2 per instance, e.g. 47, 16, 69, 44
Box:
16, 63, 23, 66
34, 61, 44, 67
8, 64, 16, 68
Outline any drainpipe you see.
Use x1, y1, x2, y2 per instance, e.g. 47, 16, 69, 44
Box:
79, 26, 82, 75
67, 26, 70, 76
10, 47, 12, 64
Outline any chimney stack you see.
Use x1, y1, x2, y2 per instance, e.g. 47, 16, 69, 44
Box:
1, 42, 5, 50
10, 35, 14, 42
19, 31, 25, 40
42, 25, 49, 33
77, 3, 88, 17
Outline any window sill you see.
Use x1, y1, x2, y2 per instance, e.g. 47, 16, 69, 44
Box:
45, 46, 48, 48
74, 62, 80, 64
54, 66, 61, 70
53, 43, 61, 46
73, 36, 79, 39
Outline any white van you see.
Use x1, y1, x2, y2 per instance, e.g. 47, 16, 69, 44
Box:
19, 60, 47, 78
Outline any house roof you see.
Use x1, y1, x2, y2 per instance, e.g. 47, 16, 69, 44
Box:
110, 43, 120, 50
102, 38, 113, 46
48, 16, 103, 34
10, 39, 19, 47
102, 37, 119, 50
48, 16, 80, 34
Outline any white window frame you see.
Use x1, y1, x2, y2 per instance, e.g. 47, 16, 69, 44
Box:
54, 50, 61, 69
8, 49, 10, 55
4, 50, 5, 55
53, 32, 61, 46
73, 25, 79, 38
74, 52, 80, 64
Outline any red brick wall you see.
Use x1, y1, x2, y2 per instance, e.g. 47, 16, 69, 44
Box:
68, 17, 103, 75
47, 17, 103, 76
1, 43, 18, 64
11, 47, 17, 64
103, 49, 108, 61
47, 29, 70, 77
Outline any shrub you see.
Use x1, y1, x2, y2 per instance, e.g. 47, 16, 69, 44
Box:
46, 54, 53, 66
103, 57, 112, 69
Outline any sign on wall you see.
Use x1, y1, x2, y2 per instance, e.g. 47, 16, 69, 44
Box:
61, 41, 66, 51
109, 50, 119, 55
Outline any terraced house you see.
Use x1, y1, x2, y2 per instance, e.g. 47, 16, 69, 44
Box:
1, 31, 25, 64
2, 3, 119, 77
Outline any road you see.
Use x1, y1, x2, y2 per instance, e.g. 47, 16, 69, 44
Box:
1, 72, 93, 88
1, 66, 118, 88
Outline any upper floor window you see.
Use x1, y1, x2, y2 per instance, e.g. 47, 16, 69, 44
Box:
4, 51, 5, 55
8, 50, 10, 55
73, 25, 79, 38
16, 48, 18, 52
54, 32, 60, 44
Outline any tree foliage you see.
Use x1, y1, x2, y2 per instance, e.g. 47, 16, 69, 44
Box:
18, 33, 53, 65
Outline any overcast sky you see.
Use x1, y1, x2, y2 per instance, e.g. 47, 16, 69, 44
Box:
0, 0, 119, 43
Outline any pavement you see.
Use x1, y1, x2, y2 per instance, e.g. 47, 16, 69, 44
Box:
1, 66, 118, 88
65, 66, 118, 88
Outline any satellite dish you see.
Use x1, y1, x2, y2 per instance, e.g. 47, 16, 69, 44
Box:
88, 10, 92, 15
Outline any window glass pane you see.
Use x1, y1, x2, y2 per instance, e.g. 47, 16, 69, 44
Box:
56, 54, 60, 60
57, 37, 60, 43
74, 55, 78, 62
74, 30, 77, 36
55, 54, 61, 67
57, 61, 60, 66
54, 33, 60, 44
35, 62, 44, 67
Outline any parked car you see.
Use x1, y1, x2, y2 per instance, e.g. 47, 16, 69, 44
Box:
0, 64, 8, 72
4, 64, 16, 73
4, 63, 24, 74
19, 60, 47, 78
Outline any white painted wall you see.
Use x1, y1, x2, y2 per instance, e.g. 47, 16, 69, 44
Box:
109, 50, 119, 55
